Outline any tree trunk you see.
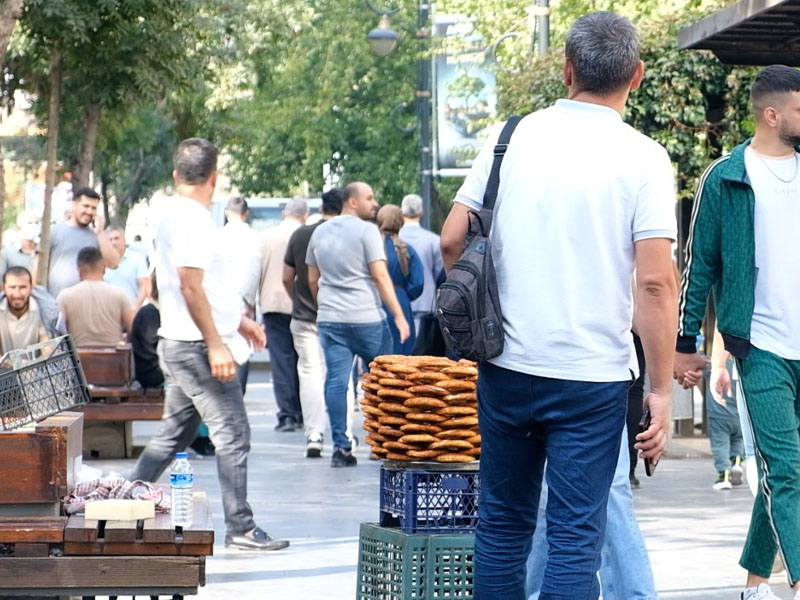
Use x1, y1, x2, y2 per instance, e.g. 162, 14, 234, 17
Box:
0, 0, 25, 250
0, 0, 23, 73
35, 47, 62, 288
73, 101, 101, 189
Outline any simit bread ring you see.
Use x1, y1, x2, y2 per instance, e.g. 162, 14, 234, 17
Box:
414, 357, 455, 369
370, 368, 395, 379
385, 363, 419, 375
400, 422, 444, 434
386, 452, 415, 461
399, 433, 439, 444
378, 415, 408, 427
436, 429, 478, 439
437, 405, 478, 416
407, 371, 450, 383
378, 388, 414, 400
377, 426, 405, 438
434, 453, 475, 463
404, 397, 448, 409
466, 434, 481, 445
466, 447, 481, 457
375, 354, 410, 365
360, 404, 386, 417
378, 378, 415, 388
444, 392, 478, 404
437, 379, 477, 392
441, 365, 479, 378
430, 439, 474, 451
407, 385, 448, 397
365, 432, 388, 443
378, 402, 413, 414
407, 449, 445, 460
384, 440, 417, 451
406, 412, 448, 423
439, 416, 479, 428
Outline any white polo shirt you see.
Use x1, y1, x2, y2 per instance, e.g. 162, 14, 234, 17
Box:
156, 195, 241, 342
455, 100, 677, 382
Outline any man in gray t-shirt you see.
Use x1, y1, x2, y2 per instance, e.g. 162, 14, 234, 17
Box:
47, 187, 120, 298
306, 181, 409, 468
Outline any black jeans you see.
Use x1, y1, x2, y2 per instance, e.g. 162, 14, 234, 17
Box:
263, 312, 301, 422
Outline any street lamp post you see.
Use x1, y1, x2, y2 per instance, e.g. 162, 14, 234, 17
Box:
367, 0, 433, 230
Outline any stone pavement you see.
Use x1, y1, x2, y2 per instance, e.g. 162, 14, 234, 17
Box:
89, 368, 792, 600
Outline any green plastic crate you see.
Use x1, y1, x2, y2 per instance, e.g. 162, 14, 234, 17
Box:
356, 523, 474, 599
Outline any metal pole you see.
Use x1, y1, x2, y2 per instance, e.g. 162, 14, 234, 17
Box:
418, 0, 433, 229
537, 0, 550, 56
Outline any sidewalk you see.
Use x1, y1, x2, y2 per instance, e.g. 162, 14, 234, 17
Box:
91, 368, 791, 600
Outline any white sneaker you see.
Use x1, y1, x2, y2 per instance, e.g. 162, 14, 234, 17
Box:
741, 583, 779, 599
306, 434, 323, 458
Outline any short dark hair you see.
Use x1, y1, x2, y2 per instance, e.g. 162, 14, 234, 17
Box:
173, 138, 218, 185
343, 182, 363, 203
133, 234, 142, 242
77, 246, 104, 270
3, 266, 31, 284
751, 65, 800, 114
225, 196, 249, 215
321, 188, 343, 216
565, 11, 641, 95
72, 186, 101, 201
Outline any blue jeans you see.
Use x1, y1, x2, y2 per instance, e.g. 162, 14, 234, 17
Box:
475, 361, 628, 600
318, 321, 391, 450
526, 426, 657, 599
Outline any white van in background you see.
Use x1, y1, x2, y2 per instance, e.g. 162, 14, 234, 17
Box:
211, 197, 322, 230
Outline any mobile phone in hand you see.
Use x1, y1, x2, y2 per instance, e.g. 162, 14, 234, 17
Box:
638, 407, 657, 476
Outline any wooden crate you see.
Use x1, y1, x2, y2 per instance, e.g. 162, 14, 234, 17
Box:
0, 412, 83, 512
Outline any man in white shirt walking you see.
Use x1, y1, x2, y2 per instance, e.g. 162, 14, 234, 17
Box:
130, 138, 287, 551
441, 12, 677, 598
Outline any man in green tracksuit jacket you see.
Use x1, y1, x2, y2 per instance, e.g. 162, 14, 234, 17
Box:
675, 65, 800, 600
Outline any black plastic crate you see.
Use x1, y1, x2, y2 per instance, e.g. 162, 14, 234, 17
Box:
379, 465, 480, 534
0, 335, 90, 431
357, 523, 474, 599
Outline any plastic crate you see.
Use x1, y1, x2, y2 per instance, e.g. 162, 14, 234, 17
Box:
0, 335, 90, 431
357, 523, 474, 600
380, 466, 480, 534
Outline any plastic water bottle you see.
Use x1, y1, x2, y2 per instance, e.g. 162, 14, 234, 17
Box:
170, 452, 194, 528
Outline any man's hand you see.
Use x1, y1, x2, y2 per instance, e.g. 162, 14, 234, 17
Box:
710, 366, 731, 406
208, 343, 237, 382
673, 351, 709, 388
394, 314, 410, 344
239, 316, 267, 351
635, 390, 672, 465
93, 212, 106, 235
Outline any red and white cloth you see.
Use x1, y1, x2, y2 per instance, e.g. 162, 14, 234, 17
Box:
63, 475, 170, 515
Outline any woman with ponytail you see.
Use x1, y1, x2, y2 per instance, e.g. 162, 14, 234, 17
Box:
376, 204, 424, 354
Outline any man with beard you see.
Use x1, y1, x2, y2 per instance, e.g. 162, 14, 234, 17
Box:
47, 187, 120, 298
675, 65, 800, 600
0, 267, 52, 353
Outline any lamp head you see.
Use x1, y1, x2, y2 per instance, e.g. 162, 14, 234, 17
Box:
368, 14, 398, 56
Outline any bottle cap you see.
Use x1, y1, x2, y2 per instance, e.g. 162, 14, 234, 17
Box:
176, 452, 189, 459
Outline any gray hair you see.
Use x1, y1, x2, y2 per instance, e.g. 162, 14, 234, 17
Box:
226, 196, 249, 215
401, 194, 423, 218
284, 198, 309, 219
565, 11, 641, 96
173, 138, 218, 185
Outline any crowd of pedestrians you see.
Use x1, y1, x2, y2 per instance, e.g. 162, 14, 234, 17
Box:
2, 8, 800, 599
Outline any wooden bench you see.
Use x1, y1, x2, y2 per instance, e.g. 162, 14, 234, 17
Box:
0, 493, 213, 599
75, 346, 166, 458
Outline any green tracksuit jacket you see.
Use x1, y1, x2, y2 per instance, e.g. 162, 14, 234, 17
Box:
677, 139, 758, 359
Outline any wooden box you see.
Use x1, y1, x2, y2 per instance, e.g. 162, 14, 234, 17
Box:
77, 345, 133, 387
0, 412, 83, 510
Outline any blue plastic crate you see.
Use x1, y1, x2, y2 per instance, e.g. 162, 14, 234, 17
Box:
379, 466, 480, 534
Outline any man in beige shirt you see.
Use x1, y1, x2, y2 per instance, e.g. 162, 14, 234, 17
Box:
259, 198, 307, 432
0, 267, 51, 354
57, 247, 134, 347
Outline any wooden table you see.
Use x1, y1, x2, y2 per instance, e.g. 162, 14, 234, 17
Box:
0, 492, 213, 599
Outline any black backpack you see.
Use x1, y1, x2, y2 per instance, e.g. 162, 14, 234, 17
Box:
436, 116, 522, 362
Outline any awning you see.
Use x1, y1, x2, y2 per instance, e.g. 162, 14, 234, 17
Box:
678, 0, 800, 66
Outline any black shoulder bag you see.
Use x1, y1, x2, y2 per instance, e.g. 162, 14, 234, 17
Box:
435, 116, 522, 361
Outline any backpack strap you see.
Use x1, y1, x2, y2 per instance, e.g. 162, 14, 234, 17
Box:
482, 115, 523, 212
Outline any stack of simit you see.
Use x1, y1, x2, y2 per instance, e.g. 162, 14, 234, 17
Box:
360, 355, 480, 463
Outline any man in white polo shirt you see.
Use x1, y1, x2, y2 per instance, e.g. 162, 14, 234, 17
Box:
130, 138, 288, 551
441, 12, 678, 599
